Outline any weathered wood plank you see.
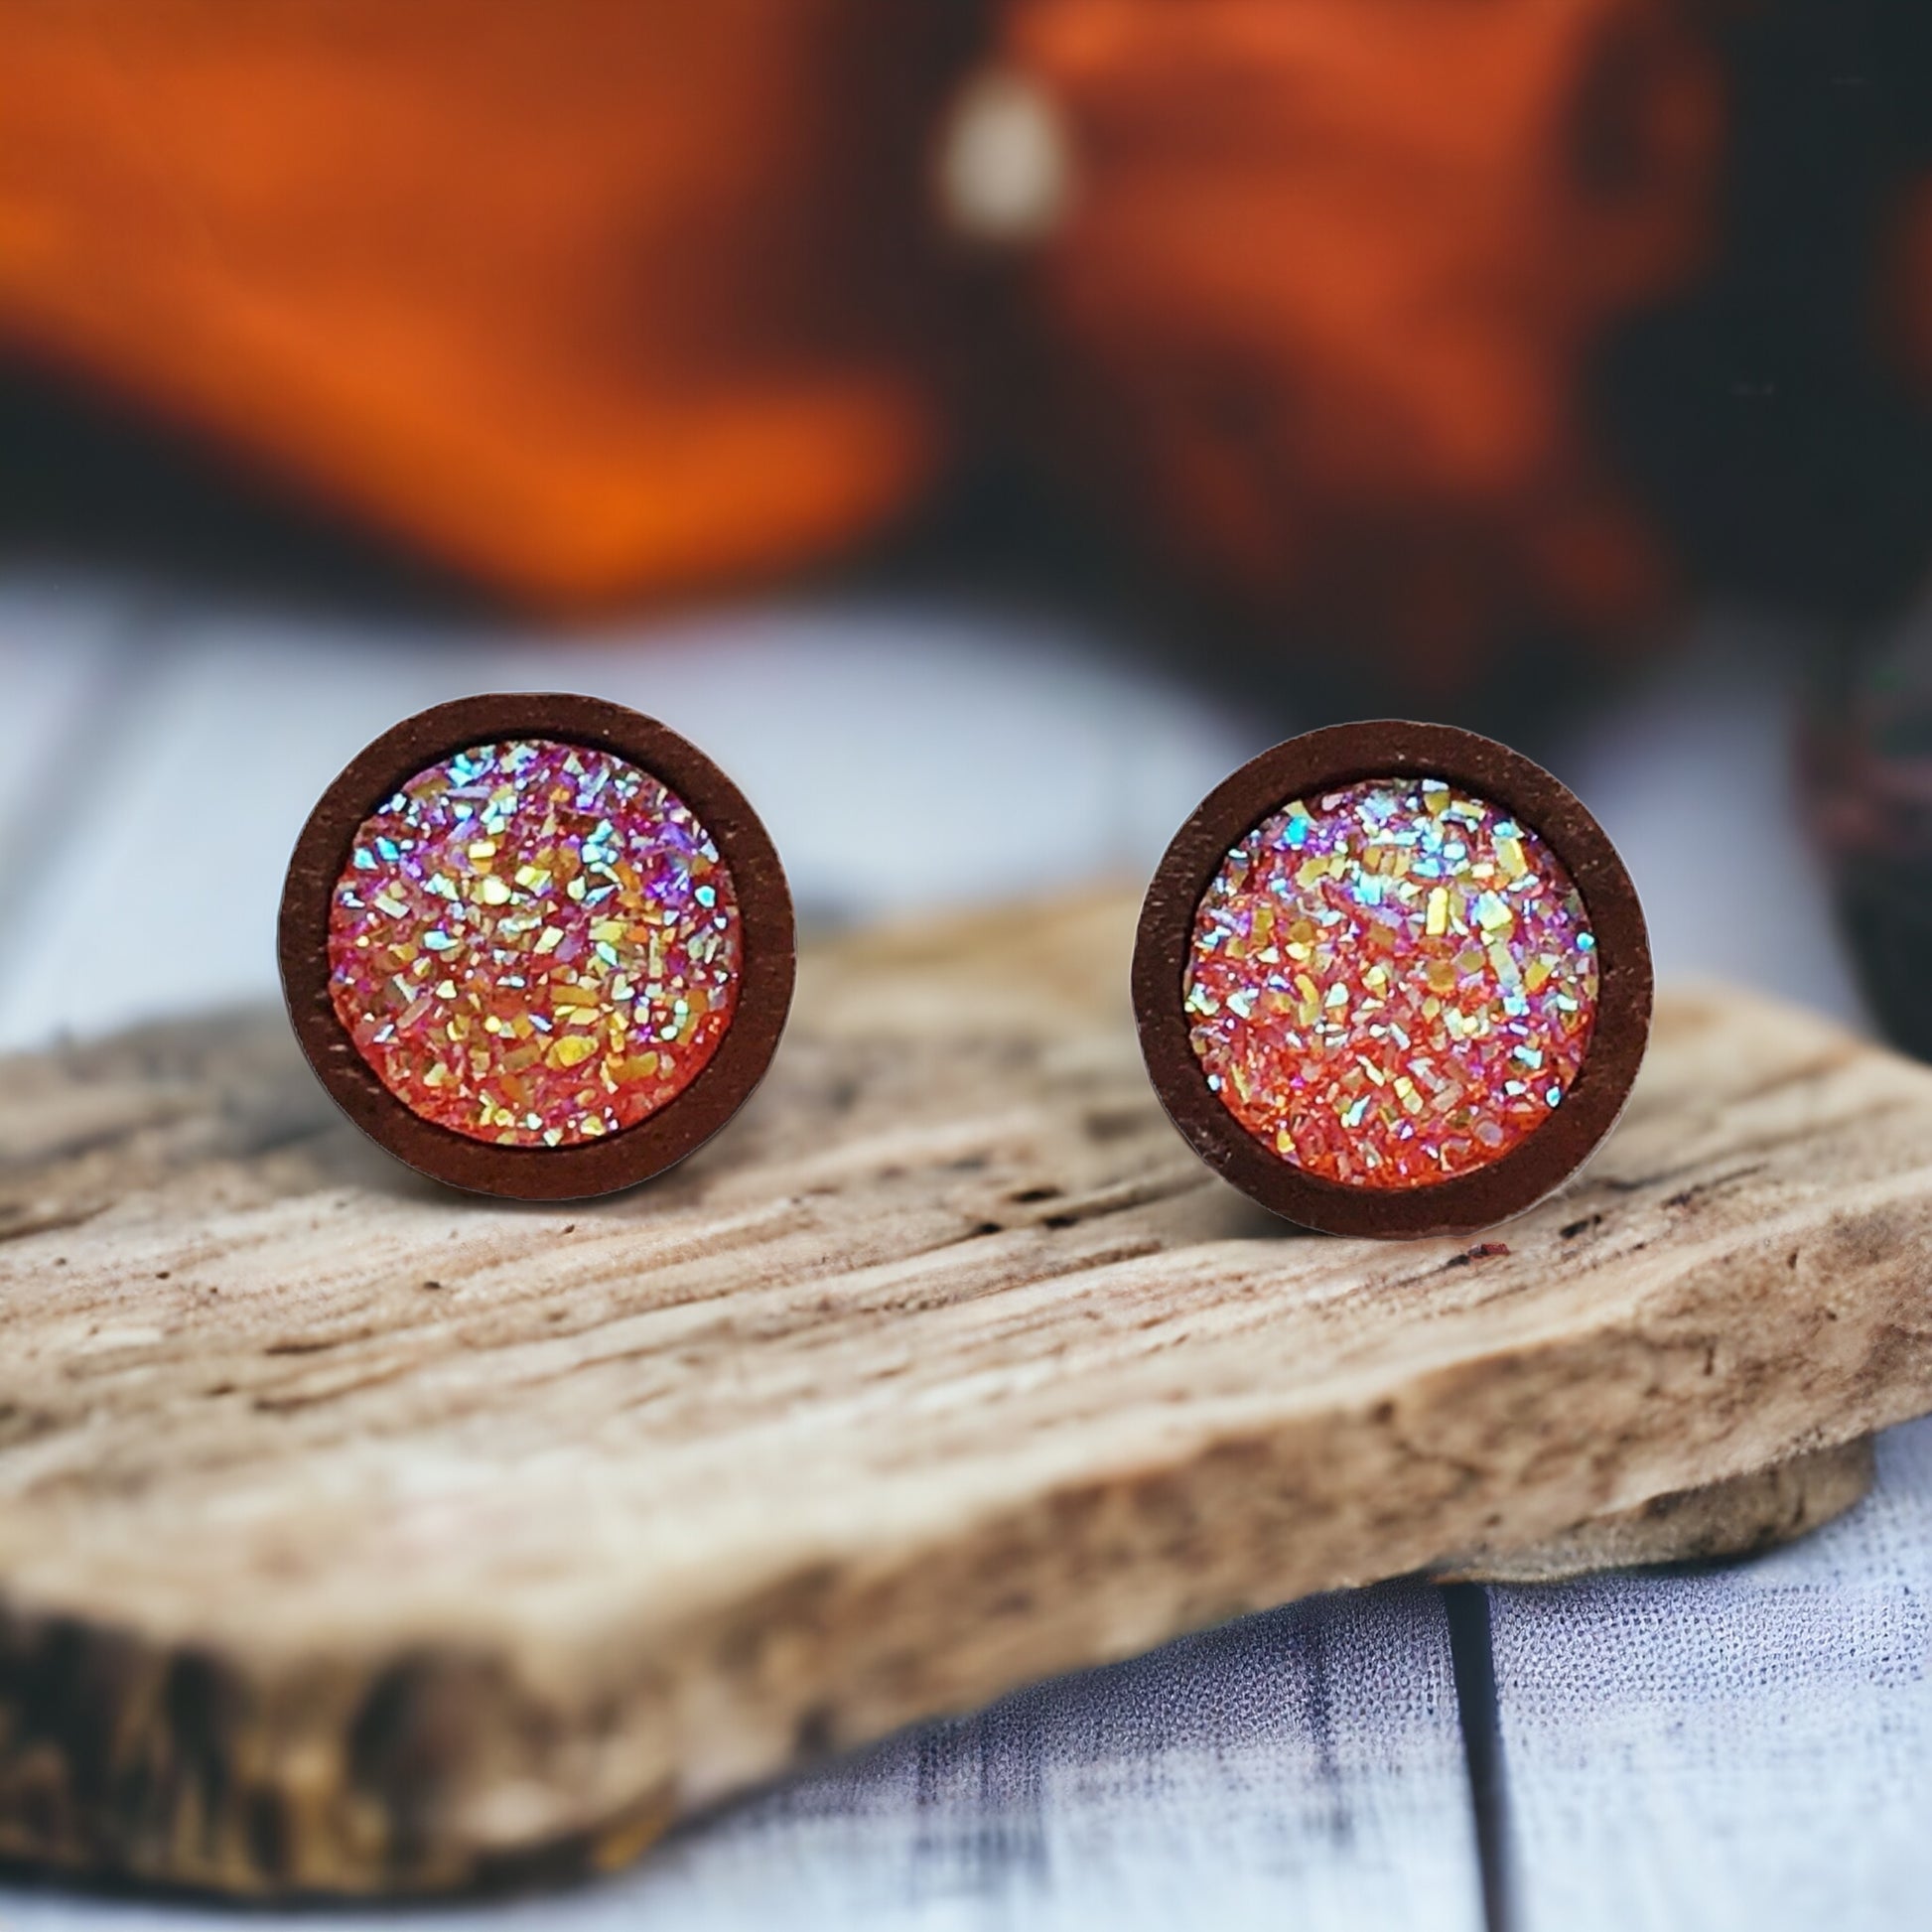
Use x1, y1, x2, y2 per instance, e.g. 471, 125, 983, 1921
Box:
0, 891, 1928, 1896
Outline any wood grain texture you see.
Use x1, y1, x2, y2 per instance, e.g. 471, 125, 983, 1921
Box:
1436, 1440, 1876, 1584
0, 891, 1926, 1898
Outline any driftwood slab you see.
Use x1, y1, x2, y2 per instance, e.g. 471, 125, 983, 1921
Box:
0, 892, 1929, 1896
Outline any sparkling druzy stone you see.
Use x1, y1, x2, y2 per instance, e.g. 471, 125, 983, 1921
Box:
1184, 776, 1599, 1189
328, 739, 740, 1148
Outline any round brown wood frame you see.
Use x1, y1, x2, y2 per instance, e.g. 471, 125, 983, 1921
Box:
279, 693, 795, 1200
1132, 721, 1652, 1239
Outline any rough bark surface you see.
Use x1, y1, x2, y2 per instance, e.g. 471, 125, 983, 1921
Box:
0, 893, 1924, 1897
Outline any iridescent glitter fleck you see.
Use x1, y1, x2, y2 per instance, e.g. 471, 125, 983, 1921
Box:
1184, 776, 1598, 1188
328, 739, 740, 1147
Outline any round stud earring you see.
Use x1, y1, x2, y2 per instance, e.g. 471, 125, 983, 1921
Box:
1133, 721, 1651, 1238
278, 693, 793, 1199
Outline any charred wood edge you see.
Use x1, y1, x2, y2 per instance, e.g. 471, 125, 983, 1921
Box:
0, 1437, 1879, 1902
0, 1621, 675, 1899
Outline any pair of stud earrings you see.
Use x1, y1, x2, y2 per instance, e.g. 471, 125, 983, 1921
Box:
279, 695, 1651, 1240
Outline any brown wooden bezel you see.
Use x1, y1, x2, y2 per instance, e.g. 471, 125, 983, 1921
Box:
1133, 721, 1652, 1239
278, 693, 795, 1201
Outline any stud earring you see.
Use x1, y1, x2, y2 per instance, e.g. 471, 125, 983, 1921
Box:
278, 694, 793, 1199
1133, 722, 1650, 1238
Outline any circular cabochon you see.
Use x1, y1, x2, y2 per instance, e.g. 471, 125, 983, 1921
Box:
279, 694, 794, 1200
1133, 722, 1651, 1238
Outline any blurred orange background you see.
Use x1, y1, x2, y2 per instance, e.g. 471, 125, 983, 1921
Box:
2, 0, 1929, 698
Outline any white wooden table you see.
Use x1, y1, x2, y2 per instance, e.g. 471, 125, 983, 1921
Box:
0, 573, 1921, 1932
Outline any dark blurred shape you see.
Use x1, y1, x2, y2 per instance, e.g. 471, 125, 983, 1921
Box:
1606, 0, 1932, 630
0, 367, 477, 608
0, 2, 963, 606
987, 0, 1725, 698
1731, 0, 1932, 1064
1805, 613, 1932, 1060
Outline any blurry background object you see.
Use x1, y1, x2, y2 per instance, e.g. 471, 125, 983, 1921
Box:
976, 0, 1724, 700
1607, 0, 1932, 635
3, 0, 1932, 713
1804, 593, 1932, 1064
0, 1, 964, 605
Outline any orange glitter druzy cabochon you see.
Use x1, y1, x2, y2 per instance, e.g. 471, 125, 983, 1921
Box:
1184, 776, 1599, 1189
326, 738, 742, 1148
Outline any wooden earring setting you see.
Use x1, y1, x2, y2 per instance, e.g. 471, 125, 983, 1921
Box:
279, 693, 793, 1200
1133, 721, 1651, 1238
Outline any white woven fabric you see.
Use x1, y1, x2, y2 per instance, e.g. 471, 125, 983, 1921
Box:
1492, 1416, 1932, 1931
